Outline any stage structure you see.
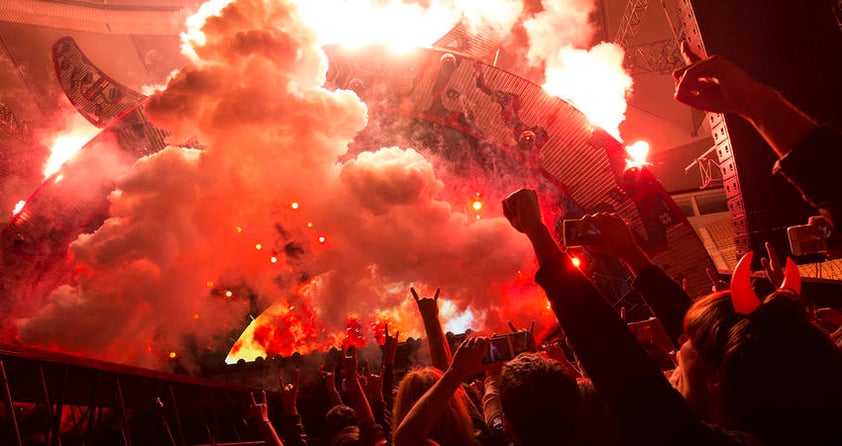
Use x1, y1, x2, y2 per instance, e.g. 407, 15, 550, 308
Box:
2, 30, 716, 360
0, 343, 277, 445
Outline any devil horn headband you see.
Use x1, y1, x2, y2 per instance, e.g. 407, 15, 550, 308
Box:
730, 252, 761, 315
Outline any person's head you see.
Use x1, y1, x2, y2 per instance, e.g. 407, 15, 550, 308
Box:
499, 353, 580, 446
678, 291, 741, 421
328, 425, 359, 446
393, 367, 477, 446
681, 289, 842, 444
719, 291, 842, 445
325, 405, 357, 443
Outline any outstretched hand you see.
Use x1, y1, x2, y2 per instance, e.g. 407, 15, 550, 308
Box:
673, 41, 767, 116
760, 241, 785, 288
248, 390, 270, 423
501, 188, 544, 235
279, 368, 300, 416
342, 347, 360, 380
383, 323, 399, 365
411, 287, 441, 318
362, 360, 385, 403
320, 364, 339, 393
450, 337, 489, 380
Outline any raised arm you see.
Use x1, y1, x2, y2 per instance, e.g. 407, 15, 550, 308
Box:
673, 42, 842, 230
673, 42, 817, 157
580, 212, 691, 348
393, 337, 488, 446
502, 189, 716, 445
342, 349, 386, 446
411, 287, 452, 371
278, 369, 308, 446
248, 391, 284, 446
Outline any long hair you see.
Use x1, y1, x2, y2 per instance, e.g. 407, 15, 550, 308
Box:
720, 291, 842, 445
685, 289, 842, 445
393, 367, 477, 446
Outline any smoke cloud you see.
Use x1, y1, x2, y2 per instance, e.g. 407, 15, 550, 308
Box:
18, 0, 550, 368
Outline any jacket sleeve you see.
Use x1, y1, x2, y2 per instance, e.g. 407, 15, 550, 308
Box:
774, 125, 842, 229
535, 254, 718, 445
632, 264, 693, 348
280, 414, 309, 446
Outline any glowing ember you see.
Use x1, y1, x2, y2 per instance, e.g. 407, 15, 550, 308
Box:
225, 290, 233, 298
318, 236, 326, 243
169, 351, 177, 359
306, 222, 314, 228
255, 243, 262, 250
270, 256, 278, 263
193, 313, 200, 320
12, 200, 25, 216
471, 200, 483, 212
571, 256, 582, 268
291, 201, 300, 209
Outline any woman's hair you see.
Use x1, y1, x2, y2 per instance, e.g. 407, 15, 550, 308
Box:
683, 291, 743, 366
685, 289, 842, 445
325, 404, 357, 442
393, 367, 477, 446
719, 291, 842, 445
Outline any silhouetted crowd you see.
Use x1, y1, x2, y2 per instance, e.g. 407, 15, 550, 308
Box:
245, 46, 842, 446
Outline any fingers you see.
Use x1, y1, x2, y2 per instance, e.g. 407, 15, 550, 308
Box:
680, 40, 703, 65
764, 241, 781, 270
384, 323, 389, 338
410, 287, 420, 301
364, 359, 371, 376
394, 330, 400, 342
434, 288, 440, 300
507, 321, 517, 333
249, 391, 257, 405
260, 390, 267, 404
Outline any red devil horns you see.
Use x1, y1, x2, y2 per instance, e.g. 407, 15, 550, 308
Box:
730, 252, 761, 315
780, 257, 802, 294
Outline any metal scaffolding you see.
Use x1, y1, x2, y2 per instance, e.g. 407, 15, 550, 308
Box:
0, 344, 271, 445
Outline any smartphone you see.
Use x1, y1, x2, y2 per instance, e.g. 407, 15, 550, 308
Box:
562, 218, 601, 247
787, 224, 829, 256
483, 330, 531, 364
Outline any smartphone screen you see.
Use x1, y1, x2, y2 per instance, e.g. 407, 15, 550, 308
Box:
788, 224, 828, 256
562, 219, 600, 247
482, 331, 531, 363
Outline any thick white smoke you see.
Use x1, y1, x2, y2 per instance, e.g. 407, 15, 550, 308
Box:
18, 0, 542, 367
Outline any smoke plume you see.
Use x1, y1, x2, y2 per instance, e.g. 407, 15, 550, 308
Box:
18, 0, 550, 368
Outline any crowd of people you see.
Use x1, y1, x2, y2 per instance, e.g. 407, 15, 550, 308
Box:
244, 45, 842, 445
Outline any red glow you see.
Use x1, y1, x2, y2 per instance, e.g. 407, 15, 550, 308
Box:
291, 201, 300, 209
169, 352, 177, 359
255, 243, 262, 250
343, 317, 366, 351
225, 290, 233, 298
318, 236, 326, 243
571, 257, 582, 268
12, 200, 25, 216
